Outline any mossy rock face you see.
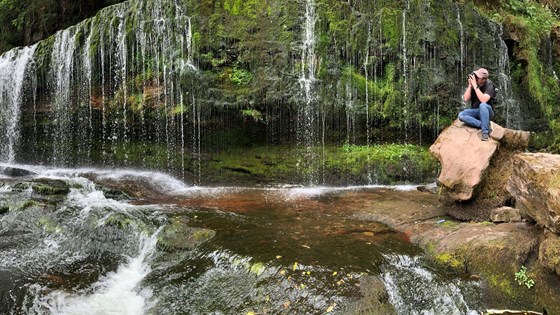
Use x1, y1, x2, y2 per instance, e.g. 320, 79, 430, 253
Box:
538, 229, 560, 276
420, 222, 560, 313
158, 218, 216, 251
31, 179, 71, 196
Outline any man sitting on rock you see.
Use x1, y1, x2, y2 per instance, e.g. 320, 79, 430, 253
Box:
458, 67, 496, 141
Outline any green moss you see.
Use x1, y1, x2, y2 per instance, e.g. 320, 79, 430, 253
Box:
439, 220, 459, 228
435, 252, 464, 269
484, 2, 560, 151
488, 273, 516, 298
32, 183, 70, 196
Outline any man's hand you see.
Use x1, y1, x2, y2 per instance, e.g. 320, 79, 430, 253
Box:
468, 74, 477, 88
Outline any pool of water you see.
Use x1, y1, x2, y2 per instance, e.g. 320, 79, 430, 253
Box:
0, 165, 483, 314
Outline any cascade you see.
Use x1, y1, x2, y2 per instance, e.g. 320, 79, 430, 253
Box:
0, 44, 37, 163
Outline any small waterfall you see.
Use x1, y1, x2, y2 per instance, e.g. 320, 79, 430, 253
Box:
493, 24, 522, 129
456, 5, 465, 73
0, 44, 37, 163
29, 230, 160, 315
381, 254, 482, 314
298, 0, 320, 185
401, 0, 410, 141
50, 28, 77, 165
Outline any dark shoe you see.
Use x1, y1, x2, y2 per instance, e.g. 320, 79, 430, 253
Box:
481, 133, 489, 141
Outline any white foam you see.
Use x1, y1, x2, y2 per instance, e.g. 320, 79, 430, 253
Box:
30, 230, 160, 315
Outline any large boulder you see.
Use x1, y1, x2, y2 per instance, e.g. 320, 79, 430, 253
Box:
429, 119, 501, 201
507, 153, 560, 233
430, 120, 529, 221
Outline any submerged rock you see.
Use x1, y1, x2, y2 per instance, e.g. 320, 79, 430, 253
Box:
345, 276, 397, 315
507, 153, 560, 233
158, 218, 216, 251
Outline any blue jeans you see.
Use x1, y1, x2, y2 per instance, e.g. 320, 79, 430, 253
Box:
458, 103, 494, 134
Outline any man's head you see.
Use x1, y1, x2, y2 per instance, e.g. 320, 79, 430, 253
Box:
472, 68, 489, 79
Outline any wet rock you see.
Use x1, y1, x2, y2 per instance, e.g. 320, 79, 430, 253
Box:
538, 229, 560, 277
31, 179, 70, 195
507, 153, 560, 233
0, 166, 36, 177
158, 218, 216, 251
416, 183, 438, 194
99, 186, 131, 201
345, 275, 397, 315
491, 206, 522, 223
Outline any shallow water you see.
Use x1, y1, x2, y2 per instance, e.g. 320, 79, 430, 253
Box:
0, 164, 483, 314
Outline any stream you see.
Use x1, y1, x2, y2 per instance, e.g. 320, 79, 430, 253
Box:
0, 164, 484, 314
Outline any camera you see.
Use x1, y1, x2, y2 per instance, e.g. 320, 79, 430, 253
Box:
468, 72, 478, 79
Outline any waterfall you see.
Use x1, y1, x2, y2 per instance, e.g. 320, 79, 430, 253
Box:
298, 0, 320, 185
0, 0, 198, 170
50, 28, 77, 165
493, 23, 522, 129
402, 0, 410, 141
456, 5, 465, 73
0, 44, 37, 163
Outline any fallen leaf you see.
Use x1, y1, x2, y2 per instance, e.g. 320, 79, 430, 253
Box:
293, 262, 298, 271
276, 255, 282, 259
283, 301, 291, 309
332, 271, 337, 276
326, 303, 336, 313
301, 245, 310, 249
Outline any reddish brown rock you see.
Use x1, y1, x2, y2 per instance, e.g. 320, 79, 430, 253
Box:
507, 153, 560, 233
430, 120, 529, 221
429, 119, 499, 201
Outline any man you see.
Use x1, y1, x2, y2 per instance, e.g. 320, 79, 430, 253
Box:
458, 67, 496, 141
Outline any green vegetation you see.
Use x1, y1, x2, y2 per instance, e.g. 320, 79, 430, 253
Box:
0, 0, 126, 53
514, 265, 535, 289
479, 0, 560, 151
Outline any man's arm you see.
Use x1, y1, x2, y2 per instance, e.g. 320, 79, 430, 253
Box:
472, 86, 491, 103
463, 85, 472, 102
463, 74, 476, 102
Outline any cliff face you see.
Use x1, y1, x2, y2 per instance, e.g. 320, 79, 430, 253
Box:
0, 0, 558, 177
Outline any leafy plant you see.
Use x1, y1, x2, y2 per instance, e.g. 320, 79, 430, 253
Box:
514, 266, 535, 289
